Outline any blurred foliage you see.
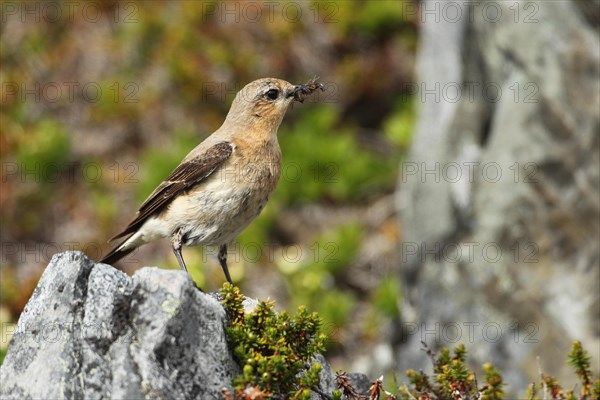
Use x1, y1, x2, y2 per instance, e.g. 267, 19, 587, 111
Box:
332, 0, 414, 39
372, 276, 401, 319
277, 223, 361, 338
384, 97, 415, 151
15, 119, 71, 175
277, 106, 401, 204
1, 0, 417, 373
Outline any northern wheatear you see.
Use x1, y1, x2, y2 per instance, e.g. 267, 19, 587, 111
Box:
100, 78, 323, 283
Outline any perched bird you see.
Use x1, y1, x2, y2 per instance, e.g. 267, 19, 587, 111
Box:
100, 78, 323, 283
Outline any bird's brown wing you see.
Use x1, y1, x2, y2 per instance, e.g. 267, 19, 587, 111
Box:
108, 141, 233, 242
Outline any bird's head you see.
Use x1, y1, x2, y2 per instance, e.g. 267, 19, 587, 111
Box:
224, 78, 324, 135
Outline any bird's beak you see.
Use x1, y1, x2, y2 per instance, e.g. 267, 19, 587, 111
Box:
286, 80, 325, 103
286, 85, 308, 102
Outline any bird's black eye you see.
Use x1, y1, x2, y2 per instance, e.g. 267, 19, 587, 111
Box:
265, 88, 279, 100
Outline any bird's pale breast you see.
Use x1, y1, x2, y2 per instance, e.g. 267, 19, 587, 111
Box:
165, 141, 281, 247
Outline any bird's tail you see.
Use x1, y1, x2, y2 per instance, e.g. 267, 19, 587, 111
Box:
99, 243, 135, 267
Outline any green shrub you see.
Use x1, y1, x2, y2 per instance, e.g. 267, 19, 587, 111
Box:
331, 341, 599, 400
220, 283, 327, 399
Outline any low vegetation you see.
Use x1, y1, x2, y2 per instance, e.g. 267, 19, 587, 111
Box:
221, 284, 599, 400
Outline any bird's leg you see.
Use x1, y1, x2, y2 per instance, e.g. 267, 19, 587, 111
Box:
218, 244, 233, 284
172, 229, 188, 272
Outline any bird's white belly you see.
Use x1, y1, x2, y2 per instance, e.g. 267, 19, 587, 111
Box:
164, 179, 269, 246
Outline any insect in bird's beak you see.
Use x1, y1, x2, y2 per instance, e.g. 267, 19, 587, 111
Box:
287, 78, 325, 103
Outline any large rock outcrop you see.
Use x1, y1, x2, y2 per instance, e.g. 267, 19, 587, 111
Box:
0, 251, 344, 399
395, 0, 599, 388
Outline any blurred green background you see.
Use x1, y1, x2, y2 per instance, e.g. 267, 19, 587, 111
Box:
0, 0, 417, 370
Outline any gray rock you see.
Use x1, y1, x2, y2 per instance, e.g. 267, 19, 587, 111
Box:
395, 0, 599, 390
345, 372, 372, 395
0, 251, 344, 399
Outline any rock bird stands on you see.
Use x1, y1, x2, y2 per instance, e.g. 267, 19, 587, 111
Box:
100, 78, 323, 283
